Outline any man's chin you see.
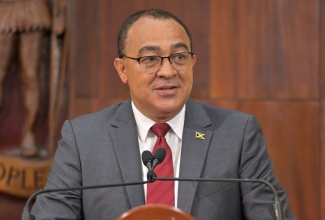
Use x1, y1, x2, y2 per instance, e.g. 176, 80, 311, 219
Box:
154, 103, 184, 116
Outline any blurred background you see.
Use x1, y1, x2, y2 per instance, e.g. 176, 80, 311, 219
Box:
0, 0, 324, 219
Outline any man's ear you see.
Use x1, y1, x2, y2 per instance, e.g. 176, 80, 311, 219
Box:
114, 58, 128, 84
191, 54, 197, 67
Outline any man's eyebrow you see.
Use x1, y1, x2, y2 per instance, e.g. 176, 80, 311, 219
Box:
170, 42, 190, 51
138, 45, 161, 55
137, 42, 190, 55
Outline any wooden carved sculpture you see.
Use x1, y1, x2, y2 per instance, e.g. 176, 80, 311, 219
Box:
0, 0, 69, 198
0, 0, 51, 157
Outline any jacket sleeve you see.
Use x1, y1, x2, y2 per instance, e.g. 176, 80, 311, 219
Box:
239, 115, 296, 220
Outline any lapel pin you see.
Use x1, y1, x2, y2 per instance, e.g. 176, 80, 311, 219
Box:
195, 131, 205, 140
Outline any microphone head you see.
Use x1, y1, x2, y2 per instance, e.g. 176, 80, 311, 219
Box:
142, 150, 153, 166
153, 148, 166, 164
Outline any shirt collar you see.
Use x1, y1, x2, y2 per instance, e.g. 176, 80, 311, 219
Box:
132, 102, 185, 142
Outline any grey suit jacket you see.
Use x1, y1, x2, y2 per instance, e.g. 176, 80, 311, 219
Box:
32, 99, 295, 219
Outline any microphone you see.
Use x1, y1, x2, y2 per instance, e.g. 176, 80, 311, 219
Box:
151, 148, 166, 170
142, 148, 166, 182
142, 150, 156, 182
142, 150, 153, 170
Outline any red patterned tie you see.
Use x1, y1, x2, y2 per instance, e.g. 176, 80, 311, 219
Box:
146, 123, 175, 207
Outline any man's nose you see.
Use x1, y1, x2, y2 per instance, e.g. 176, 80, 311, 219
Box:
157, 58, 177, 77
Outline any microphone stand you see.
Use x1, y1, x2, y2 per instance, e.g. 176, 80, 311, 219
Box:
153, 177, 285, 220
21, 180, 150, 220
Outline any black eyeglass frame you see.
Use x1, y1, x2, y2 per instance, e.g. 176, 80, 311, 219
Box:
122, 52, 195, 65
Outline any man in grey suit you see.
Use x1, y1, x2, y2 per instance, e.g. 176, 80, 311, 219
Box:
32, 9, 296, 219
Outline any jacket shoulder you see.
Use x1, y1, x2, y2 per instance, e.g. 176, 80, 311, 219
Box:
187, 100, 252, 129
68, 100, 131, 128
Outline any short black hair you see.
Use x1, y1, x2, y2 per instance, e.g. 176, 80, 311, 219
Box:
117, 9, 192, 58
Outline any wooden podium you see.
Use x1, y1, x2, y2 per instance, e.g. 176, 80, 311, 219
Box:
117, 204, 194, 220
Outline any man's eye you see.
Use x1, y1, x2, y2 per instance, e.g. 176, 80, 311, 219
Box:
172, 54, 187, 62
174, 54, 186, 60
141, 56, 159, 63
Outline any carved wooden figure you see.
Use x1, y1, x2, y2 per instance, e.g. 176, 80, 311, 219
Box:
0, 0, 51, 157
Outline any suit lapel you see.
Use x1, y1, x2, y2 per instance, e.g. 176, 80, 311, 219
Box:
177, 100, 213, 213
109, 101, 145, 208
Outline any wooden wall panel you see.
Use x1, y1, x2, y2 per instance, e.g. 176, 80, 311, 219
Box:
210, 0, 319, 99
210, 0, 321, 219
320, 0, 325, 219
319, 111, 323, 215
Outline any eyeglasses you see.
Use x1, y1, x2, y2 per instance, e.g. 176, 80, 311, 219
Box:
123, 52, 194, 74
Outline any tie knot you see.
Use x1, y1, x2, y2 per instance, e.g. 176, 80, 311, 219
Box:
151, 123, 171, 137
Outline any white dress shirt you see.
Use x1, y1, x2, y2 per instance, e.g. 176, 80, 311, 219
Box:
131, 102, 185, 207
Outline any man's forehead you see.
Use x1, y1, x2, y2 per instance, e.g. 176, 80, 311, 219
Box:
138, 42, 190, 55
126, 17, 190, 54
128, 17, 186, 37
